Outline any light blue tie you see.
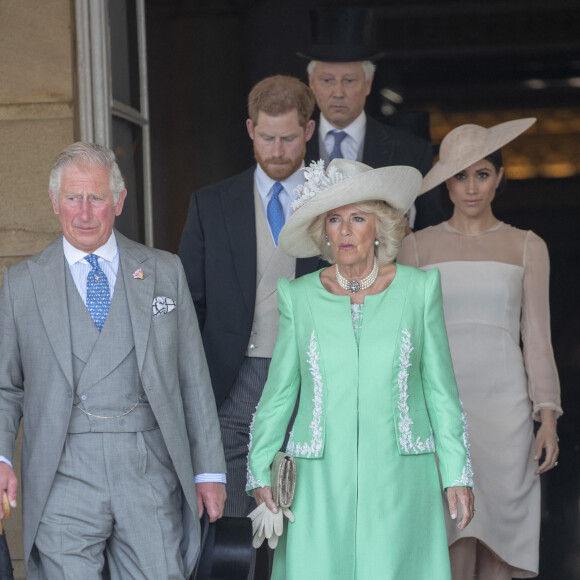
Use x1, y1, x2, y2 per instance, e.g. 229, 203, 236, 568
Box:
85, 254, 111, 331
267, 182, 285, 246
330, 130, 347, 160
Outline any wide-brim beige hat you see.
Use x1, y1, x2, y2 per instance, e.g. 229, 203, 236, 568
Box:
278, 159, 422, 258
420, 118, 536, 194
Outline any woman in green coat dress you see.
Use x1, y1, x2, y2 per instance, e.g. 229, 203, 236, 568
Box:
246, 159, 474, 580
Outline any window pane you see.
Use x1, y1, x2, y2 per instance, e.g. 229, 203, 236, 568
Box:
112, 117, 145, 243
109, 0, 140, 109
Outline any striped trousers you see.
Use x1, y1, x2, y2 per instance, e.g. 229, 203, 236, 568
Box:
218, 356, 271, 518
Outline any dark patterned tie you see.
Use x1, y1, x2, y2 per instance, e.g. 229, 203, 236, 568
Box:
85, 254, 111, 331
267, 182, 285, 246
330, 130, 347, 160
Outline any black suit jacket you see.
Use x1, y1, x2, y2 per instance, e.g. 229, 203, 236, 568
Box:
179, 166, 323, 408
305, 115, 449, 230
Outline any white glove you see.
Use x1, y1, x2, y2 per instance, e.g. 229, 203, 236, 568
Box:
248, 502, 295, 549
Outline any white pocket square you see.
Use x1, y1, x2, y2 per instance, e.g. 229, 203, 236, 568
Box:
152, 296, 176, 317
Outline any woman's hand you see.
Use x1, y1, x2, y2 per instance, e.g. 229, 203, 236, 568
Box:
447, 486, 474, 530
250, 486, 295, 549
534, 410, 559, 474
252, 485, 278, 513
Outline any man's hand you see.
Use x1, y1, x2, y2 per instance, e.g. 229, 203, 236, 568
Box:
0, 463, 17, 518
195, 482, 226, 523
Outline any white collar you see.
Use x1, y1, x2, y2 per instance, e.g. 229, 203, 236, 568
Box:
320, 111, 366, 145
254, 162, 305, 202
63, 231, 118, 266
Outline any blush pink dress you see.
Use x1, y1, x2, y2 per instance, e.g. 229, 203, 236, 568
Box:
398, 221, 562, 578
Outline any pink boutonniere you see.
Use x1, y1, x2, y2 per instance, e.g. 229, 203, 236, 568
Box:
133, 269, 144, 280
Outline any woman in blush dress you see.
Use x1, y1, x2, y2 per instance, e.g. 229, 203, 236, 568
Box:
398, 118, 562, 580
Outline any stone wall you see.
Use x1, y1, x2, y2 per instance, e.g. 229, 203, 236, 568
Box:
0, 2, 76, 575
0, 0, 75, 283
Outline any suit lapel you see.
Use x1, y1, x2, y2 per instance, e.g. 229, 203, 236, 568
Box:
307, 116, 395, 169
215, 167, 323, 306
117, 233, 155, 373
362, 117, 396, 168
221, 167, 257, 317
27, 237, 74, 388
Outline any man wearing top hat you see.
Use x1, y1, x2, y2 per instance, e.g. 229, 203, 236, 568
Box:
301, 7, 447, 230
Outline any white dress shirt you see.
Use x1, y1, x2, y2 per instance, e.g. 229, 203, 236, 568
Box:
254, 162, 305, 243
63, 233, 119, 303
320, 111, 367, 162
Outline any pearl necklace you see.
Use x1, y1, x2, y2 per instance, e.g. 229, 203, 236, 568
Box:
336, 257, 379, 293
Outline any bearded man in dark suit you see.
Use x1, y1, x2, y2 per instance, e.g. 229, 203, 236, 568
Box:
179, 76, 323, 524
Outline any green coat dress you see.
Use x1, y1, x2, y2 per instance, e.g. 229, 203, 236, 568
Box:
247, 265, 472, 580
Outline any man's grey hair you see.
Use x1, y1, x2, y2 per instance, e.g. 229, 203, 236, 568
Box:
307, 60, 376, 82
48, 142, 126, 204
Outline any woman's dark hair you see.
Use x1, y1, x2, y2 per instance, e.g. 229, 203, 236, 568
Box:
484, 149, 507, 194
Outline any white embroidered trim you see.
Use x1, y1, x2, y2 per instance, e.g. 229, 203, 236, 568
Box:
245, 404, 267, 491
397, 329, 436, 454
450, 404, 474, 487
286, 330, 324, 458
351, 304, 363, 337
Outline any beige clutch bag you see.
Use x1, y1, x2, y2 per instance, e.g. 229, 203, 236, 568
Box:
270, 452, 296, 509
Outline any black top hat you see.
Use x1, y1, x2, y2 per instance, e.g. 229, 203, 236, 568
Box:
193, 514, 253, 580
297, 7, 384, 62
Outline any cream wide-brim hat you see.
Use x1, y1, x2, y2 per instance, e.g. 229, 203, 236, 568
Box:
420, 118, 537, 194
278, 159, 422, 258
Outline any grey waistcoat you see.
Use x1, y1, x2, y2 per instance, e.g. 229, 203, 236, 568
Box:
246, 186, 295, 358
66, 264, 158, 433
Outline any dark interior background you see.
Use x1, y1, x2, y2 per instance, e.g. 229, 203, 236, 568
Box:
145, 1, 580, 577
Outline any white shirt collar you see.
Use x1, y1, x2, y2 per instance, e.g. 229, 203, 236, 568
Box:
320, 111, 366, 146
254, 162, 305, 202
62, 231, 118, 266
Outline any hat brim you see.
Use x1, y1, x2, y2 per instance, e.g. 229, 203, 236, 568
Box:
297, 47, 385, 62
420, 118, 536, 194
279, 162, 422, 258
193, 514, 253, 580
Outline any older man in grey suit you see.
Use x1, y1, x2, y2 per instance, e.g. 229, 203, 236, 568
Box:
0, 143, 226, 579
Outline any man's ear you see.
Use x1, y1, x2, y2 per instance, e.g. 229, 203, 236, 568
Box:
49, 191, 59, 215
365, 76, 374, 97
246, 119, 255, 140
115, 189, 128, 216
305, 119, 316, 142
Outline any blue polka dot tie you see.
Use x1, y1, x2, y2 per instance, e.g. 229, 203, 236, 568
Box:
330, 130, 347, 161
267, 182, 285, 246
85, 254, 111, 331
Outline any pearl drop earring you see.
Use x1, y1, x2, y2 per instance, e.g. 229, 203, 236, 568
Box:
374, 239, 380, 246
